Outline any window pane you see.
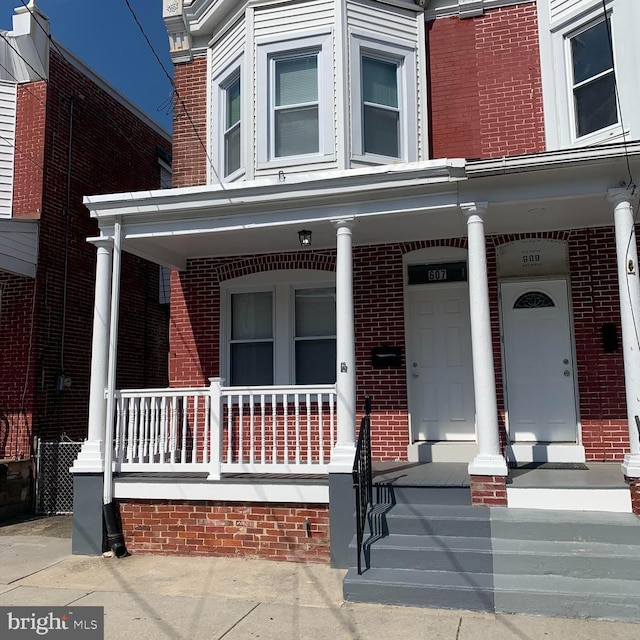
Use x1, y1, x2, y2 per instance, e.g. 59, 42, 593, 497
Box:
575, 72, 617, 137
276, 56, 318, 106
571, 20, 613, 85
275, 106, 319, 156
363, 57, 398, 108
295, 339, 336, 384
225, 124, 241, 176
231, 292, 272, 340
231, 343, 273, 386
364, 105, 399, 157
226, 77, 241, 128
295, 288, 336, 337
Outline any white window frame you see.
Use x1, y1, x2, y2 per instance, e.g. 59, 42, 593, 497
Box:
565, 15, 619, 142
213, 56, 244, 183
350, 33, 417, 164
539, 0, 633, 150
221, 270, 336, 386
256, 29, 334, 169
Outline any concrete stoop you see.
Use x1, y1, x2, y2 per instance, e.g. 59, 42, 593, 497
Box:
343, 486, 640, 622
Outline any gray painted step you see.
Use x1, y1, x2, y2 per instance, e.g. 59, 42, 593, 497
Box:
363, 534, 493, 573
493, 538, 640, 579
372, 503, 491, 537
375, 484, 471, 505
490, 507, 640, 545
495, 574, 640, 623
344, 567, 495, 611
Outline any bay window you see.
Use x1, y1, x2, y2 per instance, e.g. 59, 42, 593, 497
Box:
224, 74, 241, 176
256, 30, 333, 166
350, 34, 417, 164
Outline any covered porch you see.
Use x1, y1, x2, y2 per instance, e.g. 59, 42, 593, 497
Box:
72, 146, 640, 559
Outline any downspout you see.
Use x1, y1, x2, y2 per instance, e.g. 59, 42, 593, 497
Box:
102, 217, 128, 557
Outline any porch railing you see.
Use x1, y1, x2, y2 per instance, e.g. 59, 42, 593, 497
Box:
352, 396, 373, 575
112, 379, 337, 478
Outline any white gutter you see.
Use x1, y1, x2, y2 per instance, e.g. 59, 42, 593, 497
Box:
466, 141, 640, 177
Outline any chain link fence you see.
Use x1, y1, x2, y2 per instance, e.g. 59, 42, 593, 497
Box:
35, 440, 82, 514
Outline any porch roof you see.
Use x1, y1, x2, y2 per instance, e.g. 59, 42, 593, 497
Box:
83, 143, 640, 270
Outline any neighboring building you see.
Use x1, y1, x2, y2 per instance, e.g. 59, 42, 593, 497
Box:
77, 0, 640, 619
0, 3, 170, 499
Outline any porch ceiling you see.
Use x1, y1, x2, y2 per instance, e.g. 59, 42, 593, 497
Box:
84, 146, 640, 270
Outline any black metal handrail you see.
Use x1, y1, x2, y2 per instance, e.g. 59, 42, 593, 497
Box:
352, 396, 372, 575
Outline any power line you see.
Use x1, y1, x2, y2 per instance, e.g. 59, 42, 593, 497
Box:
0, 30, 47, 84
122, 0, 224, 185
0, 59, 47, 108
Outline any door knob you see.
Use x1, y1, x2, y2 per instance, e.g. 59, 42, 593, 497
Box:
563, 370, 570, 377
412, 373, 419, 378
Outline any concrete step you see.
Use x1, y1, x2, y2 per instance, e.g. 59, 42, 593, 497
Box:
363, 534, 493, 573
490, 507, 640, 545
493, 538, 640, 579
371, 503, 491, 538
374, 484, 471, 506
343, 567, 495, 612
495, 574, 640, 623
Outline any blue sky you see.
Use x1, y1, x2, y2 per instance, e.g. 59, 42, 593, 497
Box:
1, 0, 174, 132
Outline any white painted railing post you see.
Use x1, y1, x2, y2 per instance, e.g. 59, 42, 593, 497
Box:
207, 377, 223, 480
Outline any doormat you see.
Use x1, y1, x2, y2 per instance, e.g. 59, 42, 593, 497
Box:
508, 462, 589, 470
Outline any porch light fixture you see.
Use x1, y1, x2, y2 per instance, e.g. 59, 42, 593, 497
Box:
298, 229, 312, 247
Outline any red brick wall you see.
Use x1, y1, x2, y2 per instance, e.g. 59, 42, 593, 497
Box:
0, 50, 171, 458
428, 4, 545, 160
470, 475, 507, 506
13, 82, 47, 219
169, 228, 631, 462
172, 57, 208, 189
118, 499, 330, 562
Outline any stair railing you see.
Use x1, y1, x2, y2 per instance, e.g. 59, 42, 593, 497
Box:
352, 396, 373, 575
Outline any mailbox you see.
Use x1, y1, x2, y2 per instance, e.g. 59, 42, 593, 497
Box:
371, 346, 402, 368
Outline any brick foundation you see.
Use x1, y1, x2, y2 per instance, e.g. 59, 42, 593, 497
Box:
625, 477, 640, 516
118, 500, 330, 562
470, 475, 507, 506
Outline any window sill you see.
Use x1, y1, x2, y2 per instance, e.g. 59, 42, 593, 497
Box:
256, 152, 335, 171
570, 124, 629, 149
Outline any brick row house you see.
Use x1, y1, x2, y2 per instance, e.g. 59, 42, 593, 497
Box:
76, 0, 640, 618
0, 3, 170, 516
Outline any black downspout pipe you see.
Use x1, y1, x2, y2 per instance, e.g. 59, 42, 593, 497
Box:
103, 502, 129, 558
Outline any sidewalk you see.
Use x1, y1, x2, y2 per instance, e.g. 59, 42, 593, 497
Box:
0, 516, 638, 639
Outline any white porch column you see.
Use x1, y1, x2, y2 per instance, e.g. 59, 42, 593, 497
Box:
462, 203, 507, 477
609, 188, 640, 478
330, 217, 356, 469
71, 237, 113, 471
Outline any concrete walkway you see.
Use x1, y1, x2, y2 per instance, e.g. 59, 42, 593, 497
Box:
0, 516, 638, 639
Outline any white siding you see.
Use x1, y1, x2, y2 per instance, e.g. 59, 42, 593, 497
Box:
0, 80, 17, 219
347, 0, 418, 42
210, 18, 246, 73
550, 0, 588, 23
253, 0, 338, 177
253, 0, 335, 39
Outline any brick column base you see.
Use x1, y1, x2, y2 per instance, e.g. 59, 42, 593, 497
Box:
470, 475, 507, 506
625, 476, 640, 516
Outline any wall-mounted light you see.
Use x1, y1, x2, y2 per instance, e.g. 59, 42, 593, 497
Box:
298, 229, 312, 247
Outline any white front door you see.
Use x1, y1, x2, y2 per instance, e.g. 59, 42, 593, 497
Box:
501, 279, 577, 442
407, 285, 475, 441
